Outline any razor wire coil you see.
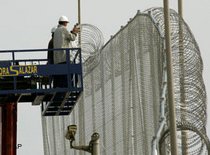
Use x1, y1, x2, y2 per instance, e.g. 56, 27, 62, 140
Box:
146, 7, 209, 155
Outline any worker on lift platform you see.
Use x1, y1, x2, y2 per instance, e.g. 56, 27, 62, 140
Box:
53, 15, 80, 64
48, 27, 57, 64
0, 16, 82, 115
53, 15, 80, 88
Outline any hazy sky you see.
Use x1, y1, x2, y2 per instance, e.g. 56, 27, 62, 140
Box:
0, 0, 210, 155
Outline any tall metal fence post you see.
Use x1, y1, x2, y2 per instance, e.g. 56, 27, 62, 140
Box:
163, 0, 178, 154
178, 0, 188, 154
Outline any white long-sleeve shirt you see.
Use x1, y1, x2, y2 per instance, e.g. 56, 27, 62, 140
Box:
53, 24, 76, 64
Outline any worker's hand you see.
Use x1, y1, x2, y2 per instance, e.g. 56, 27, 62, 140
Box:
72, 24, 80, 34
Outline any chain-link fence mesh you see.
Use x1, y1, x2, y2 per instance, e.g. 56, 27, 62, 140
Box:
41, 8, 209, 155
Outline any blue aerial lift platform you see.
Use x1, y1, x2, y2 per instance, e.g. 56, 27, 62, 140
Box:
0, 48, 83, 116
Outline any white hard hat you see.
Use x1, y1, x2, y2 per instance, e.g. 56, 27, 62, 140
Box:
51, 26, 57, 33
59, 16, 69, 23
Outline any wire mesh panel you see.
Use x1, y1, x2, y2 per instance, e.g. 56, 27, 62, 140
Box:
41, 8, 209, 155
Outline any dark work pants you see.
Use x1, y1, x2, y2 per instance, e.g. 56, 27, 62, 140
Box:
53, 62, 78, 88
53, 62, 67, 88
53, 75, 67, 88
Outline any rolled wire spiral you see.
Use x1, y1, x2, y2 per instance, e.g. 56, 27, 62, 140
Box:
145, 8, 209, 154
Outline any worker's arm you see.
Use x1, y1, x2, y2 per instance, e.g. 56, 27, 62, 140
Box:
68, 24, 80, 41
64, 29, 77, 41
71, 24, 80, 35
